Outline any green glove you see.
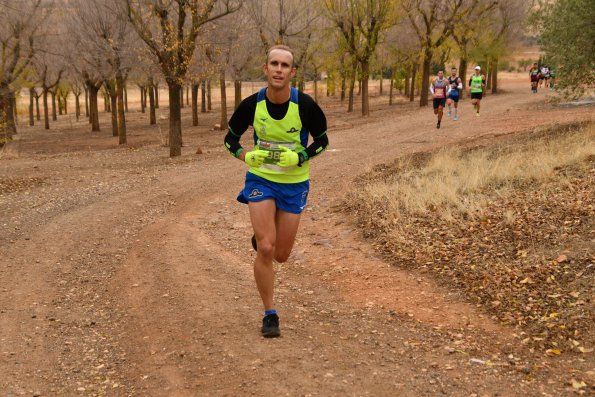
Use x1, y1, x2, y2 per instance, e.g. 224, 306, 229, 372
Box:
244, 149, 269, 168
278, 146, 299, 167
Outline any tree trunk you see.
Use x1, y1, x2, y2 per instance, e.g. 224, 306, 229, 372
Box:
35, 94, 40, 121
340, 75, 346, 102
404, 66, 410, 97
140, 85, 146, 113
88, 84, 100, 132
51, 91, 58, 120
12, 95, 17, 127
486, 59, 493, 90
116, 72, 126, 144
110, 92, 118, 137
43, 89, 50, 130
492, 57, 499, 94
347, 74, 355, 113
191, 82, 199, 126
207, 79, 212, 111
361, 61, 370, 116
200, 80, 206, 113
63, 93, 68, 115
180, 86, 184, 109
389, 68, 394, 105
0, 95, 11, 140
29, 88, 35, 126
167, 82, 182, 157
58, 92, 63, 115
148, 78, 156, 125
0, 90, 10, 140
84, 86, 89, 117
124, 85, 128, 113
0, 93, 6, 141
186, 85, 190, 106
5, 90, 17, 136
486, 59, 494, 91
154, 84, 159, 108
75, 94, 80, 121
409, 64, 417, 102
459, 58, 468, 94
219, 71, 228, 130
234, 80, 241, 110
419, 52, 431, 107
379, 73, 383, 95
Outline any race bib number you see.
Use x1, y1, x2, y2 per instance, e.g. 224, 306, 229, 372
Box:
434, 88, 444, 98
257, 139, 297, 171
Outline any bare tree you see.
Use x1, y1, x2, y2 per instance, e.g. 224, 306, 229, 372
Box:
70, 0, 135, 144
126, 0, 241, 157
246, 0, 323, 97
451, 0, 498, 87
32, 52, 64, 130
323, 0, 397, 116
0, 0, 43, 140
246, 0, 319, 50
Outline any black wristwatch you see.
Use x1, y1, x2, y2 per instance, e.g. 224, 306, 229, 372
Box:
297, 152, 305, 167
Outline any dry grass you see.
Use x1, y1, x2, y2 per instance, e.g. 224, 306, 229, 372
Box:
360, 123, 595, 221
344, 122, 594, 349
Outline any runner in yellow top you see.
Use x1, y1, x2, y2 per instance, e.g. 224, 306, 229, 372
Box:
468, 66, 486, 117
224, 45, 329, 337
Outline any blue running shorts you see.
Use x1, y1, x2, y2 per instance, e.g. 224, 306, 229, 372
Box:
237, 172, 310, 214
448, 92, 460, 102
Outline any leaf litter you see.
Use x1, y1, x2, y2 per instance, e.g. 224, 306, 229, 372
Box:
342, 124, 594, 354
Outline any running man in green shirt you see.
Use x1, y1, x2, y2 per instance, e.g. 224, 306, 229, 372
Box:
468, 65, 486, 117
224, 45, 329, 338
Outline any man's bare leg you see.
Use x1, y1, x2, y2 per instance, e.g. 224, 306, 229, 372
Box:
249, 200, 277, 310
249, 201, 302, 310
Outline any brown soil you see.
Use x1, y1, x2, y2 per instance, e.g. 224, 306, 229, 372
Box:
1, 78, 593, 396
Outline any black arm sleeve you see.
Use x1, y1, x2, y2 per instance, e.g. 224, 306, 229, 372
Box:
224, 130, 243, 158
298, 92, 329, 162
223, 94, 257, 157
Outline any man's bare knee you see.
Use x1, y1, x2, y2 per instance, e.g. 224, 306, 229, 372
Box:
258, 241, 275, 259
274, 252, 290, 263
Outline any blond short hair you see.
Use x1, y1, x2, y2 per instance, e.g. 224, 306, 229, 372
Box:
266, 45, 295, 67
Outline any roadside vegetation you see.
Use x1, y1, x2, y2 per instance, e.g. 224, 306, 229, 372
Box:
345, 122, 594, 352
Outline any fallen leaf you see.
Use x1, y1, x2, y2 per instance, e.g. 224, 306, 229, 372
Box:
546, 348, 561, 356
571, 379, 586, 389
556, 254, 568, 263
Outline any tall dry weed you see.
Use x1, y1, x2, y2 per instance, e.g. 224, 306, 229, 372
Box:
358, 123, 594, 221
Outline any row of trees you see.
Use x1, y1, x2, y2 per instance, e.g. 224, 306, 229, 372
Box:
1, 0, 527, 156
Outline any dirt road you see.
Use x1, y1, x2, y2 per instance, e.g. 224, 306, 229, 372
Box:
1, 79, 593, 396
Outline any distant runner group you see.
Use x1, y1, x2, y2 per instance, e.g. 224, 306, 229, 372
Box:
430, 62, 555, 128
430, 65, 485, 129
530, 62, 555, 93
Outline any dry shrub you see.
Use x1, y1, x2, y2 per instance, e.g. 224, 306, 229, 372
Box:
357, 123, 594, 222
343, 122, 594, 349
